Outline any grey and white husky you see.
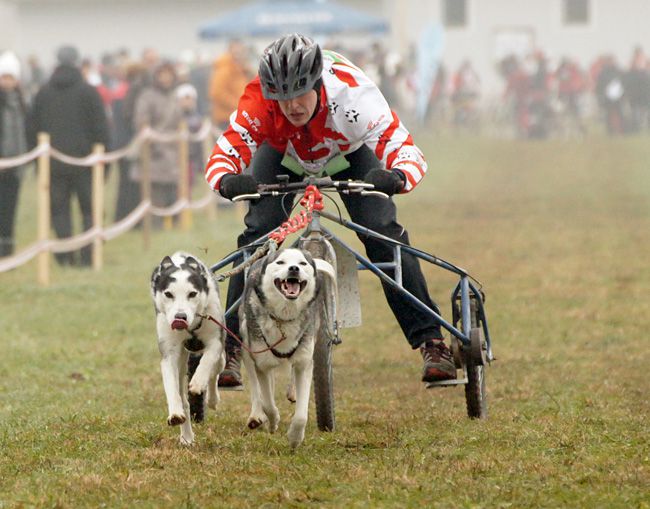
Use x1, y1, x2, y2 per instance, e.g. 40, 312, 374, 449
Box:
151, 252, 226, 445
240, 248, 335, 448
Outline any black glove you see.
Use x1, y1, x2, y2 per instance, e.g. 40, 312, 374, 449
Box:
219, 174, 258, 200
364, 169, 405, 196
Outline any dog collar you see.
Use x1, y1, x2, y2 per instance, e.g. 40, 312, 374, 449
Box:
261, 317, 308, 359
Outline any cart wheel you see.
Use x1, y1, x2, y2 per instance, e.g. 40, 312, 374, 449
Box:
470, 327, 486, 366
301, 237, 337, 432
464, 351, 487, 419
312, 329, 335, 431
450, 336, 463, 369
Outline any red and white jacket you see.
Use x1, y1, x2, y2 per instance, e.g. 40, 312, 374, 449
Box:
205, 50, 427, 193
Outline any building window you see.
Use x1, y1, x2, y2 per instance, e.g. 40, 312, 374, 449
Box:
442, 0, 468, 28
563, 0, 590, 25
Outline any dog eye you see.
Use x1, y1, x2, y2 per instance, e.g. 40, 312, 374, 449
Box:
299, 261, 307, 266
276, 260, 285, 265
164, 291, 173, 299
188, 291, 198, 299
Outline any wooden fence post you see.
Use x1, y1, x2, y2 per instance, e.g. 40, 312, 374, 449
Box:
91, 143, 105, 271
178, 121, 192, 231
37, 132, 51, 286
140, 136, 152, 250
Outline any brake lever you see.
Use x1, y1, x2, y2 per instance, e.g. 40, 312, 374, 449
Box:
232, 193, 261, 202
360, 190, 390, 199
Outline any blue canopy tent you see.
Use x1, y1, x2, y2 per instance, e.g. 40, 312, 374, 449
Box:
198, 0, 389, 39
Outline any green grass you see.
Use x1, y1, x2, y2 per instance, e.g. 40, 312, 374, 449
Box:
1, 135, 649, 508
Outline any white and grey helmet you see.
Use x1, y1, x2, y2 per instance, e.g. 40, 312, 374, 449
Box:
258, 34, 323, 100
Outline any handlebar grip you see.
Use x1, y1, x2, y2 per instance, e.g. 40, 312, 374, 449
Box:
232, 193, 261, 202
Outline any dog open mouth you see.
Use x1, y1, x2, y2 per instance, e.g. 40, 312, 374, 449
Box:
275, 277, 307, 300
171, 318, 189, 330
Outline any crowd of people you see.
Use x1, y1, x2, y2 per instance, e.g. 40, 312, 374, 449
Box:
496, 46, 650, 139
0, 42, 254, 264
2, 40, 650, 264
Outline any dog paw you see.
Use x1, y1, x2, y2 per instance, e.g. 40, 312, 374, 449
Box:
179, 433, 194, 446
247, 411, 268, 430
167, 413, 186, 426
287, 421, 306, 449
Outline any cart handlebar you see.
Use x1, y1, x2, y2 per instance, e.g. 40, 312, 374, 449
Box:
231, 176, 389, 202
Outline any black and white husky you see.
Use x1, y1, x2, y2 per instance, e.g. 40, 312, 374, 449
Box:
151, 252, 226, 445
240, 248, 335, 448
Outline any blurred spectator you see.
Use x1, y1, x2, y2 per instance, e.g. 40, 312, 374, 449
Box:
188, 50, 212, 117
97, 53, 129, 143
451, 60, 481, 129
595, 55, 626, 135
29, 45, 109, 266
0, 51, 30, 258
208, 39, 252, 130
555, 57, 587, 135
424, 64, 448, 130
501, 55, 530, 138
114, 62, 148, 221
624, 46, 650, 132
131, 61, 182, 226
527, 51, 554, 139
141, 48, 161, 78
452, 60, 480, 101
24, 55, 45, 103
81, 57, 102, 87
176, 83, 204, 183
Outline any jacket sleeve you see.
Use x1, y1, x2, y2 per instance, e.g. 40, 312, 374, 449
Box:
204, 81, 269, 192
330, 61, 427, 193
351, 85, 427, 193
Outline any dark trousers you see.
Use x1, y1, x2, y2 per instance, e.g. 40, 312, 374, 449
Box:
0, 168, 20, 257
50, 164, 92, 266
225, 143, 443, 352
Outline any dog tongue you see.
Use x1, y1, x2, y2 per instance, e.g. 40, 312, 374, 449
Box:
171, 319, 189, 330
282, 280, 301, 297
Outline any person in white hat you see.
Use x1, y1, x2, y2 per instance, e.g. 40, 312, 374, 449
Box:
175, 83, 204, 185
0, 51, 29, 258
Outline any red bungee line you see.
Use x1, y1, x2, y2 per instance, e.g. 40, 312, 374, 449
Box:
268, 185, 324, 244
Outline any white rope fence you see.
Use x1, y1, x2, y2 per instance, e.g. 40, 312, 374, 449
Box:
0, 121, 223, 284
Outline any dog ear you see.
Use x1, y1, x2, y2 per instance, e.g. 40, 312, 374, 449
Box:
261, 250, 278, 274
184, 256, 201, 272
151, 265, 162, 289
160, 256, 174, 270
245, 257, 265, 295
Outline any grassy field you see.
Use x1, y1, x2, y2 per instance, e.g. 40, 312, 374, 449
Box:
1, 134, 649, 508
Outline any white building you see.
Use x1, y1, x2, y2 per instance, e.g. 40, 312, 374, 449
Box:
394, 0, 650, 97
1, 0, 649, 97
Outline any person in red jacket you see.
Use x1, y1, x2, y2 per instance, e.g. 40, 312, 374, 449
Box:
206, 34, 455, 389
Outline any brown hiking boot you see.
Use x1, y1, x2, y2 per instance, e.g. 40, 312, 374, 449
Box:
218, 348, 243, 391
420, 340, 457, 382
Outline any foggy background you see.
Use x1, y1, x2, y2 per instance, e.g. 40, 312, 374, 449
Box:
3, 0, 650, 99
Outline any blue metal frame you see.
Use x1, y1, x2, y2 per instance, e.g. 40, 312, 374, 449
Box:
209, 202, 493, 360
